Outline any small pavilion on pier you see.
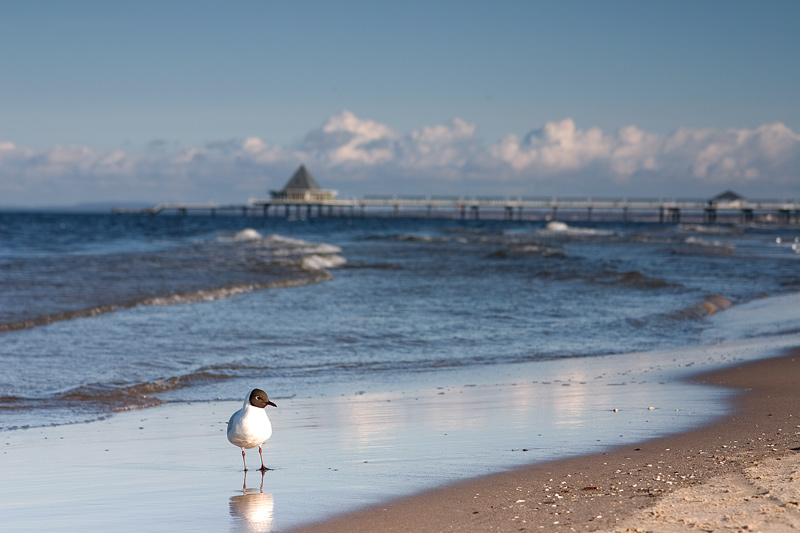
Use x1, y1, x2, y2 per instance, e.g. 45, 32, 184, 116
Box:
269, 165, 338, 203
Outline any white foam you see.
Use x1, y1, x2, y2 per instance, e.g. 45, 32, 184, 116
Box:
309, 243, 343, 255
233, 229, 263, 241
540, 221, 615, 236
683, 236, 734, 249
544, 221, 569, 232
301, 254, 347, 270
263, 234, 308, 246
143, 286, 254, 306
678, 224, 734, 235
260, 235, 342, 256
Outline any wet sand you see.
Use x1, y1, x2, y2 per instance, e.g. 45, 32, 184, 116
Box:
292, 350, 800, 532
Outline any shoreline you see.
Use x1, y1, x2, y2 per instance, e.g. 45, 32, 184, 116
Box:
291, 349, 800, 532
2, 344, 798, 532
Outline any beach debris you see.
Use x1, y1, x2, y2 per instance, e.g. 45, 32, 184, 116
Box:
648, 406, 655, 410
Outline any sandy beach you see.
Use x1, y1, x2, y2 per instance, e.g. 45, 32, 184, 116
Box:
293, 350, 800, 532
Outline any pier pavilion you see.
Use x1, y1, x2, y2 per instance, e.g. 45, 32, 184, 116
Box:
269, 165, 338, 203
265, 165, 339, 218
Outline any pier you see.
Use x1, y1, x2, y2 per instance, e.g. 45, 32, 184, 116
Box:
113, 195, 800, 224
112, 166, 800, 223
252, 195, 800, 223
112, 203, 252, 216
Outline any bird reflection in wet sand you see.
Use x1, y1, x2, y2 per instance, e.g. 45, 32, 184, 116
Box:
230, 470, 274, 532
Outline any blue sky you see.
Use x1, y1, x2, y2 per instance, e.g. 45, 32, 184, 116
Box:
2, 0, 799, 206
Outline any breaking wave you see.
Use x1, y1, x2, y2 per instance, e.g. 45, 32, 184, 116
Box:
671, 237, 736, 256
58, 370, 231, 410
233, 228, 263, 241
613, 270, 676, 289
489, 244, 567, 259
0, 370, 233, 429
539, 221, 616, 236
0, 230, 344, 332
669, 294, 734, 321
0, 272, 332, 333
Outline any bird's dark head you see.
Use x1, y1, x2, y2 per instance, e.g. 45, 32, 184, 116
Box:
249, 388, 277, 408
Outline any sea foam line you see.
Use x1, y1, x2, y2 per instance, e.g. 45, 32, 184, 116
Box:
0, 271, 332, 333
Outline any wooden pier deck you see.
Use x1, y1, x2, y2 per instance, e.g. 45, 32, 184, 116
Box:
113, 196, 800, 223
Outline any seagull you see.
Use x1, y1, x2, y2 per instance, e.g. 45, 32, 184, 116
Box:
227, 388, 277, 472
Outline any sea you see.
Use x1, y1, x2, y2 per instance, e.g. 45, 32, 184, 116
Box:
2, 211, 800, 434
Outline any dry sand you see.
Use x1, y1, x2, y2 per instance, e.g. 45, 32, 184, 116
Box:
292, 351, 800, 532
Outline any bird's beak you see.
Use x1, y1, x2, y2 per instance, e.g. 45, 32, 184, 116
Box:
267, 401, 277, 408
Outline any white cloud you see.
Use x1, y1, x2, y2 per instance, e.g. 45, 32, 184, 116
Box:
239, 137, 295, 165
302, 110, 399, 166
491, 119, 612, 172
490, 119, 800, 193
401, 118, 480, 169
2, 111, 800, 206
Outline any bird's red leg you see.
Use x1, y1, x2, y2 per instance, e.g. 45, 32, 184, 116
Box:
241, 448, 248, 472
258, 446, 268, 472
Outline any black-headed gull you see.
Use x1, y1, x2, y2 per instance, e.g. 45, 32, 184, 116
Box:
227, 388, 277, 472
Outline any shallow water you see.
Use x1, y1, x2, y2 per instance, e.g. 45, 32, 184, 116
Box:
1, 213, 799, 429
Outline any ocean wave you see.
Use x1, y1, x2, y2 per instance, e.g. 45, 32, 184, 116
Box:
140, 273, 333, 305
222, 229, 344, 255
550, 269, 678, 289
669, 294, 733, 320
374, 233, 451, 243
0, 272, 333, 333
544, 221, 569, 232
0, 305, 121, 333
539, 221, 617, 237
0, 371, 232, 429
1, 230, 345, 332
683, 236, 733, 248
233, 228, 263, 241
489, 244, 567, 259
678, 224, 737, 235
613, 270, 676, 289
340, 262, 404, 270
301, 254, 348, 270
57, 370, 231, 411
671, 237, 736, 256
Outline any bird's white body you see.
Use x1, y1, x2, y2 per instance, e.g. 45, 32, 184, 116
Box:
227, 397, 273, 449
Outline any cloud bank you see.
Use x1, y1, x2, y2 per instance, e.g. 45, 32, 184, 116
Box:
2, 110, 800, 206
